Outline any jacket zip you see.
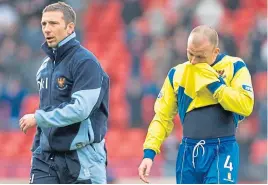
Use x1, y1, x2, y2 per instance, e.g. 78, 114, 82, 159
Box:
48, 50, 57, 149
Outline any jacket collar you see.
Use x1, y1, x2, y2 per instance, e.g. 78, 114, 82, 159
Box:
211, 53, 226, 66
41, 32, 79, 62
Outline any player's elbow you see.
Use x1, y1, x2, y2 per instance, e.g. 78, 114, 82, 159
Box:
242, 99, 254, 117
71, 106, 88, 121
243, 107, 253, 117
74, 99, 91, 120
78, 109, 89, 120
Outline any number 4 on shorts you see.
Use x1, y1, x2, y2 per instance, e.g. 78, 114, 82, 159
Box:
224, 155, 233, 171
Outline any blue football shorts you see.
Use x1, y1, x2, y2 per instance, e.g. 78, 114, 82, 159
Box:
176, 136, 239, 184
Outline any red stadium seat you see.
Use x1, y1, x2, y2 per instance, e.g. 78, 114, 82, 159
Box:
20, 94, 39, 115
250, 139, 268, 165
0, 167, 9, 178
141, 95, 155, 125
253, 72, 267, 99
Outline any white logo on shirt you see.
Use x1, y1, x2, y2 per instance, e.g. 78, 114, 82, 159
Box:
37, 77, 48, 90
242, 85, 252, 92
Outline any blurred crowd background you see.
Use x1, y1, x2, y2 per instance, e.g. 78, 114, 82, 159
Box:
0, 0, 266, 183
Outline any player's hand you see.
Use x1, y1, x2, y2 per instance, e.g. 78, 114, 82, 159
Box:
138, 158, 153, 183
19, 114, 37, 134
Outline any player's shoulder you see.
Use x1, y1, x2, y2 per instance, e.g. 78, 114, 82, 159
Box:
74, 45, 99, 62
40, 57, 50, 69
221, 54, 248, 75
44, 56, 50, 61
167, 61, 190, 89
221, 54, 245, 64
71, 46, 107, 76
169, 61, 190, 74
72, 46, 101, 67
36, 57, 50, 76
41, 56, 50, 64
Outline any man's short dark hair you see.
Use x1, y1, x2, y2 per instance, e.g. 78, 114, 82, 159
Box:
43, 1, 76, 25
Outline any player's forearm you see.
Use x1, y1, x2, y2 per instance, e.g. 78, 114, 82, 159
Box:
208, 82, 254, 116
143, 115, 174, 160
35, 88, 101, 128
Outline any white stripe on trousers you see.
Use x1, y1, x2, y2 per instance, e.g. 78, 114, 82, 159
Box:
180, 139, 187, 184
217, 138, 221, 184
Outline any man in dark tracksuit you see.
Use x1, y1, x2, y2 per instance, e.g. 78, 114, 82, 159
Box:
19, 2, 109, 184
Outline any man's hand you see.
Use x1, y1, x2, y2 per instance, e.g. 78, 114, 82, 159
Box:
138, 158, 153, 183
19, 114, 37, 134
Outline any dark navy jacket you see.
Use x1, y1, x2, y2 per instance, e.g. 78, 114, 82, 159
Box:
32, 33, 109, 152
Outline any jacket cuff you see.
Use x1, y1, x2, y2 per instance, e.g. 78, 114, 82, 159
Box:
207, 81, 223, 94
34, 111, 46, 127
207, 77, 225, 94
143, 149, 156, 160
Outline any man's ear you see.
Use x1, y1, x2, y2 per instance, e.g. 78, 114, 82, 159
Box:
214, 47, 220, 55
66, 22, 75, 34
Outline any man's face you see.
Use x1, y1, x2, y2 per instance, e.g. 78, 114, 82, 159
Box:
41, 11, 72, 48
187, 34, 219, 65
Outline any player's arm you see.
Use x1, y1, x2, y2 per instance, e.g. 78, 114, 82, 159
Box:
34, 59, 102, 128
143, 69, 178, 160
207, 61, 254, 116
